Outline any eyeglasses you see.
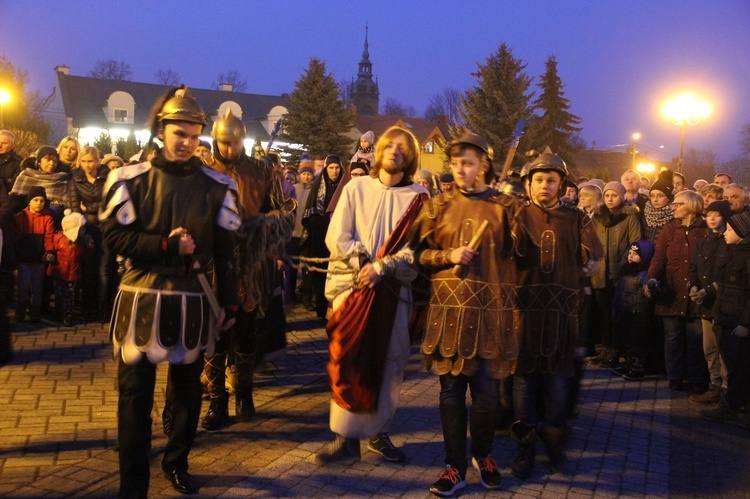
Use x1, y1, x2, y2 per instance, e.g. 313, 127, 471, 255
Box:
671, 202, 685, 207
350, 172, 365, 178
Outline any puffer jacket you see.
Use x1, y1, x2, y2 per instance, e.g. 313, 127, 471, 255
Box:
648, 218, 708, 318
591, 203, 642, 288
712, 240, 750, 328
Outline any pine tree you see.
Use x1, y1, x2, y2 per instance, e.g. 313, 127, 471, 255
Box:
532, 55, 582, 164
457, 43, 535, 170
282, 58, 353, 159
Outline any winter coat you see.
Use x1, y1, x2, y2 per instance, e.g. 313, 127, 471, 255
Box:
712, 240, 750, 328
15, 207, 54, 263
46, 232, 91, 282
647, 218, 708, 318
0, 150, 23, 194
71, 168, 106, 228
688, 231, 730, 319
591, 203, 642, 288
617, 270, 650, 315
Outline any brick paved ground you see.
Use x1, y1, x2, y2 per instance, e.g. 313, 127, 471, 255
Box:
1, 304, 750, 497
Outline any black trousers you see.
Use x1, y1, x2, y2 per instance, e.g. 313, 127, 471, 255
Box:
117, 356, 203, 497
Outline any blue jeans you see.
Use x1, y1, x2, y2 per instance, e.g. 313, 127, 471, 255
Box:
662, 317, 708, 385
513, 371, 569, 428
17, 263, 45, 310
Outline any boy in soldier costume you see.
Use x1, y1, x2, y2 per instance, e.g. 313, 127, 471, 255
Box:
410, 132, 520, 497
100, 87, 240, 497
510, 151, 602, 479
200, 109, 289, 430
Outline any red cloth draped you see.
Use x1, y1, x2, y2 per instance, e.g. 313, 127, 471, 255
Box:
326, 193, 427, 412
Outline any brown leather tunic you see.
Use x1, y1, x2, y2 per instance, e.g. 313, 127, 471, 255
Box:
411, 188, 521, 379
513, 201, 603, 376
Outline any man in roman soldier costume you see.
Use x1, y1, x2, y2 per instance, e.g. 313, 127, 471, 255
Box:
410, 132, 520, 497
510, 151, 602, 480
200, 109, 290, 431
100, 86, 241, 497
316, 126, 428, 464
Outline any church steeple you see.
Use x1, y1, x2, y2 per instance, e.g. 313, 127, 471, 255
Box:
350, 22, 379, 116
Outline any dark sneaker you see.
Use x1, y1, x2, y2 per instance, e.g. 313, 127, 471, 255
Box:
471, 455, 501, 490
316, 435, 360, 464
429, 465, 466, 497
367, 433, 405, 463
701, 401, 740, 425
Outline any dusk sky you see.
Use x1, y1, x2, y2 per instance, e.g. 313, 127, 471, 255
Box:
2, 0, 749, 164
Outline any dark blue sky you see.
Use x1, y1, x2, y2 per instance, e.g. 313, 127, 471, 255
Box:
2, 0, 748, 163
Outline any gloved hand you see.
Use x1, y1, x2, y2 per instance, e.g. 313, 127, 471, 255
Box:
731, 325, 750, 338
581, 259, 599, 276
43, 252, 57, 264
689, 286, 707, 304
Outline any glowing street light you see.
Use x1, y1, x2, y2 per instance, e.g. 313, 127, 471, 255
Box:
661, 93, 711, 173
631, 132, 640, 168
636, 161, 655, 175
0, 89, 10, 129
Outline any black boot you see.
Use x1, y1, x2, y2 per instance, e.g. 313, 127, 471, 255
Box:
202, 394, 231, 431
538, 424, 568, 472
234, 351, 256, 421
316, 434, 361, 464
439, 404, 468, 474
201, 353, 232, 430
510, 421, 536, 480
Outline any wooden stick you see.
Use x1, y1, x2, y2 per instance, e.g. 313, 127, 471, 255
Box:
451, 219, 490, 277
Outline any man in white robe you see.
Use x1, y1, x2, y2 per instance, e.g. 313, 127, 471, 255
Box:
316, 126, 428, 464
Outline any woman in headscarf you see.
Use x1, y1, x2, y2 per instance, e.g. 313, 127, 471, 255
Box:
302, 154, 342, 318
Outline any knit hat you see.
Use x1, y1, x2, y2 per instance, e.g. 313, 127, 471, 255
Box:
651, 169, 675, 200
349, 161, 369, 176
283, 165, 298, 176
361, 131, 375, 144
325, 154, 341, 167
101, 154, 124, 169
728, 211, 750, 239
603, 181, 626, 199
298, 164, 314, 175
440, 172, 454, 183
61, 209, 86, 242
27, 186, 47, 203
629, 240, 655, 263
706, 199, 731, 222
35, 145, 58, 164
587, 178, 605, 191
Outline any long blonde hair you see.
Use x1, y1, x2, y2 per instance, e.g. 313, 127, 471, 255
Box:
370, 126, 420, 181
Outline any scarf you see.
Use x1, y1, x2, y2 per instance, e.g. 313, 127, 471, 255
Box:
644, 201, 674, 228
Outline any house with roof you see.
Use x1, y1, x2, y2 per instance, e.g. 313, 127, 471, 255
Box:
349, 114, 450, 173
44, 65, 288, 154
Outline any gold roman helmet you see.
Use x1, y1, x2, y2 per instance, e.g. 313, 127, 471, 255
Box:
212, 108, 247, 141
156, 87, 207, 126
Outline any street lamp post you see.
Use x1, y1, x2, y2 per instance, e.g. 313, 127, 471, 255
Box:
0, 89, 10, 129
661, 93, 711, 174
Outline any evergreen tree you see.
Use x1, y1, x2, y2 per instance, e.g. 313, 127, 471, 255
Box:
532, 55, 582, 164
282, 58, 354, 159
457, 43, 535, 171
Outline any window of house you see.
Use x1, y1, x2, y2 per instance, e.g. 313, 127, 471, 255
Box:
424, 141, 434, 153
114, 109, 128, 123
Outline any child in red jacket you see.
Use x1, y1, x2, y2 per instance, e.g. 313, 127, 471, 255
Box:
48, 210, 93, 326
15, 186, 55, 322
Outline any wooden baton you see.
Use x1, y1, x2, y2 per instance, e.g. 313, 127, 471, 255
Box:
451, 219, 490, 277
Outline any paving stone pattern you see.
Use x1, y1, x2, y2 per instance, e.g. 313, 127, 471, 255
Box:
1, 305, 749, 497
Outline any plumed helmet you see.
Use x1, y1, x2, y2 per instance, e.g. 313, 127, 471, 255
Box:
520, 149, 568, 180
156, 86, 207, 126
212, 108, 246, 141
